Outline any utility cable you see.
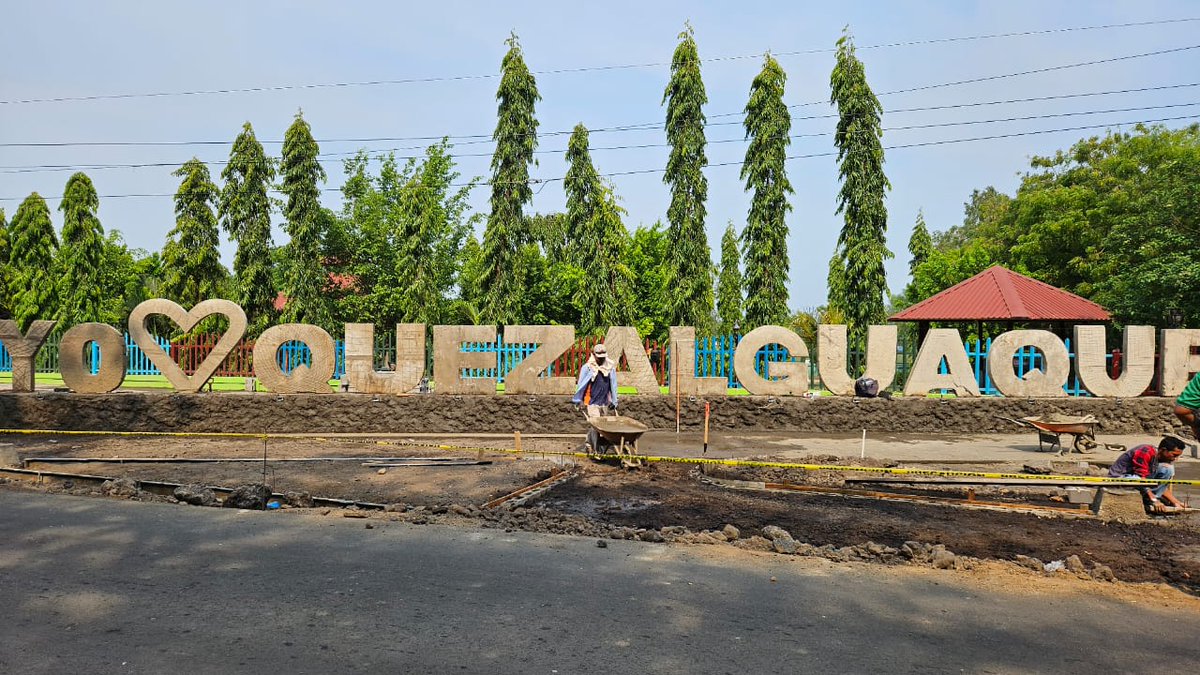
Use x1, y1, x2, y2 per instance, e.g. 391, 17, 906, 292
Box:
3, 17, 1197, 106
4, 113, 1193, 201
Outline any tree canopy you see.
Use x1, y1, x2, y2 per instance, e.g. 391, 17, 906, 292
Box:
56, 172, 107, 326
911, 124, 1200, 327
8, 193, 59, 331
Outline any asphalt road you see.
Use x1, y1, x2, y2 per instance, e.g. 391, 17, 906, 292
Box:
2, 492, 1198, 674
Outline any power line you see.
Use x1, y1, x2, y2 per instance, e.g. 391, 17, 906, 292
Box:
2, 17, 1197, 106
4, 114, 1193, 201
5, 100, 1198, 174
6, 79, 1199, 154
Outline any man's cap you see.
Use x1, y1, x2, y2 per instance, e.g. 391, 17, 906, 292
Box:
593, 344, 607, 355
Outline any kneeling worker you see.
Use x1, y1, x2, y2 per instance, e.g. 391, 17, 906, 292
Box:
1107, 435, 1187, 513
572, 343, 618, 454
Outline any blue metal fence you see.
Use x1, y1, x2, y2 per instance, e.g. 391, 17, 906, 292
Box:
0, 331, 1123, 396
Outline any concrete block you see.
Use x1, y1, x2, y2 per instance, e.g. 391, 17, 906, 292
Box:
433, 325, 496, 395
733, 325, 809, 396
668, 327, 726, 396
903, 328, 980, 397
252, 323, 336, 394
1065, 487, 1096, 504
0, 320, 57, 392
127, 298, 248, 392
816, 324, 897, 396
59, 322, 127, 393
987, 330, 1069, 398
344, 323, 425, 394
1091, 488, 1149, 522
602, 326, 661, 394
504, 325, 576, 395
1075, 325, 1154, 397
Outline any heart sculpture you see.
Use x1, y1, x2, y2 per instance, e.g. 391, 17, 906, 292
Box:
128, 298, 248, 392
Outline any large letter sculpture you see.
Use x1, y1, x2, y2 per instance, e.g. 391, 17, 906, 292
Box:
816, 324, 897, 396
252, 324, 336, 394
433, 325, 497, 394
903, 328, 980, 397
0, 320, 56, 392
1159, 329, 1200, 396
668, 327, 726, 396
732, 326, 809, 396
986, 330, 1069, 397
59, 323, 127, 393
504, 325, 576, 395
1075, 325, 1154, 397
344, 323, 425, 394
128, 298, 248, 392
601, 326, 661, 394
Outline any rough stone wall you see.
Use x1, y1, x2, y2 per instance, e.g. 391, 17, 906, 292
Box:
0, 393, 1179, 435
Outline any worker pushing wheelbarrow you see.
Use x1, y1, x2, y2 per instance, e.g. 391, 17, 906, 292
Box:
571, 342, 648, 467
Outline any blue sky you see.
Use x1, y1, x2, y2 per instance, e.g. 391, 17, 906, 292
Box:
2, 1, 1198, 311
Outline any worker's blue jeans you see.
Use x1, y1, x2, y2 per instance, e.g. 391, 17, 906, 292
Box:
1120, 463, 1175, 498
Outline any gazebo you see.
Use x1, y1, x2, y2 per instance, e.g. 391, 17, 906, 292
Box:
889, 265, 1111, 341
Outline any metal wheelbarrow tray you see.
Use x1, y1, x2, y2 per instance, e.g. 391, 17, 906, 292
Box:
587, 415, 649, 467
997, 414, 1106, 455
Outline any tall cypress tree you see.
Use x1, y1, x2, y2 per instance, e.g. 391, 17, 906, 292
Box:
575, 181, 636, 335
564, 124, 600, 262
717, 222, 743, 334
662, 23, 714, 332
219, 122, 276, 333
56, 172, 106, 326
904, 209, 934, 302
0, 208, 10, 319
8, 193, 58, 331
827, 29, 891, 345
741, 53, 793, 328
163, 159, 225, 308
478, 32, 541, 325
279, 111, 332, 329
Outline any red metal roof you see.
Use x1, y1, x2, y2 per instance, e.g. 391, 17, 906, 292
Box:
889, 266, 1111, 322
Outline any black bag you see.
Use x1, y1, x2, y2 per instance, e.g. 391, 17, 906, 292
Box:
854, 376, 880, 398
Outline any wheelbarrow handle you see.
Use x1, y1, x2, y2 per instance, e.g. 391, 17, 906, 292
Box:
995, 415, 1033, 428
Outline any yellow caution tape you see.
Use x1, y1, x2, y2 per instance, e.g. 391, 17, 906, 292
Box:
2, 427, 1198, 487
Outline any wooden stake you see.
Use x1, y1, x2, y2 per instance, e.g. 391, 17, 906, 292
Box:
703, 401, 711, 454
514, 430, 522, 454
675, 345, 681, 434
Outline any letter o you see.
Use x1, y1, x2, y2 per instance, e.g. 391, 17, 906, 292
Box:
252, 324, 336, 394
60, 323, 127, 393
987, 330, 1069, 398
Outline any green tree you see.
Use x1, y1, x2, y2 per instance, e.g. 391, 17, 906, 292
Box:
564, 124, 600, 262
741, 53, 792, 328
279, 111, 332, 329
827, 29, 892, 346
334, 143, 477, 328
628, 222, 670, 341
575, 183, 636, 335
903, 209, 933, 301
478, 32, 541, 325
219, 122, 276, 334
716, 222, 743, 333
163, 159, 226, 309
662, 23, 715, 332
8, 193, 58, 331
55, 172, 106, 326
0, 208, 10, 318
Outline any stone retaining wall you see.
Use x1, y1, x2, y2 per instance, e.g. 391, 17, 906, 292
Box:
0, 393, 1180, 435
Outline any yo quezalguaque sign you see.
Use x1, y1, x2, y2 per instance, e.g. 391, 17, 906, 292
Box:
0, 298, 1196, 398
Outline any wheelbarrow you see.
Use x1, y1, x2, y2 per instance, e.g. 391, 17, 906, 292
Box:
997, 414, 1121, 456
587, 415, 649, 468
